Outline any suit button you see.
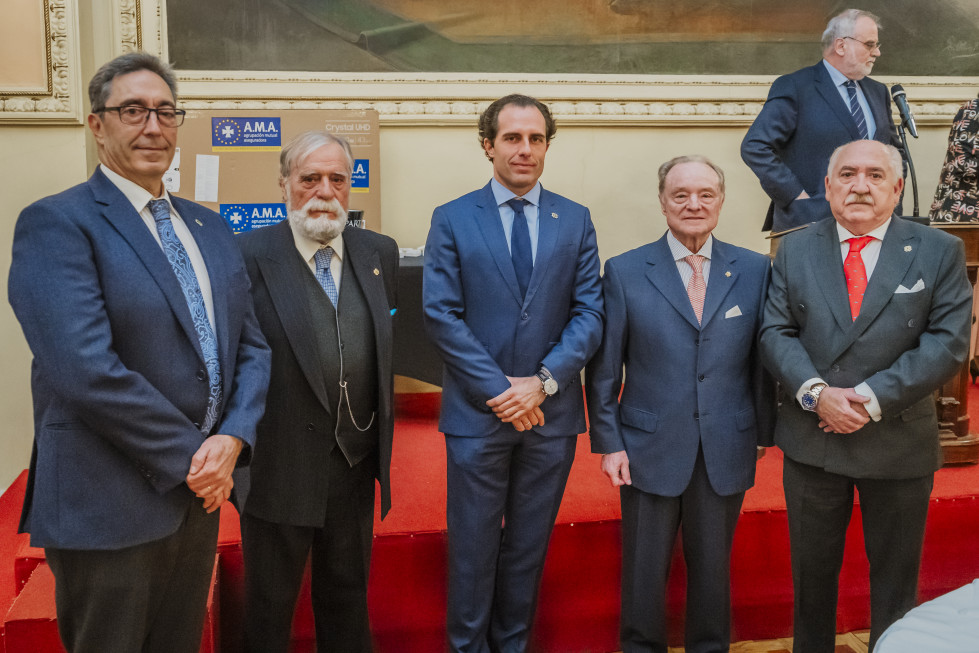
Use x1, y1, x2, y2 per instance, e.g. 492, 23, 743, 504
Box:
798, 304, 806, 312
340, 343, 345, 349
521, 313, 529, 320
196, 370, 206, 381
908, 319, 915, 328
694, 338, 700, 345
831, 364, 840, 372
694, 412, 699, 420
193, 422, 201, 429
306, 423, 315, 431
698, 374, 705, 381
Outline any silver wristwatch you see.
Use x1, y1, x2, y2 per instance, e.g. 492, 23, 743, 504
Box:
536, 367, 558, 396
801, 383, 828, 412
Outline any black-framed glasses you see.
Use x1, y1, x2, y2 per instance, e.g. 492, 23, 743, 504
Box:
843, 36, 882, 51
100, 105, 186, 127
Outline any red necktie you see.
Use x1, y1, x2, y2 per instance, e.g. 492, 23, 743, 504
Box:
844, 236, 874, 320
685, 255, 706, 324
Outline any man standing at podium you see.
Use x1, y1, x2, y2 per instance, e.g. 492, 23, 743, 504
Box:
741, 9, 903, 234
423, 94, 603, 652
761, 140, 972, 652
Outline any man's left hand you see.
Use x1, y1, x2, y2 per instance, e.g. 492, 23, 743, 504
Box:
186, 434, 244, 513
486, 376, 546, 426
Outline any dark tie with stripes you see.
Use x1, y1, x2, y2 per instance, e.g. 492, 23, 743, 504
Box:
845, 80, 869, 139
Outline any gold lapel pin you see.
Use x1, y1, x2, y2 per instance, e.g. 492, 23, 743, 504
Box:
551, 212, 558, 219
725, 271, 732, 277
373, 268, 380, 276
904, 245, 912, 252
195, 219, 203, 226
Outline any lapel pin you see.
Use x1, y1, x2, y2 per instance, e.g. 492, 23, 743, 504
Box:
551, 212, 558, 219
725, 271, 732, 277
195, 219, 203, 226
904, 245, 912, 252
373, 268, 380, 276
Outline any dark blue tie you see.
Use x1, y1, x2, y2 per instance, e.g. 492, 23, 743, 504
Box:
845, 80, 869, 139
148, 199, 222, 435
314, 246, 339, 306
507, 198, 533, 298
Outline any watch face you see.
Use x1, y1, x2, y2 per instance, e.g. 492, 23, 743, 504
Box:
543, 378, 558, 395
801, 393, 817, 411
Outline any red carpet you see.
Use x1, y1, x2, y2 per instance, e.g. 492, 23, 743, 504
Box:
2, 388, 979, 652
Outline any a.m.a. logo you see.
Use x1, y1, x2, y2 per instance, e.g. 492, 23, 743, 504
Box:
221, 203, 288, 233
351, 159, 370, 192
212, 118, 282, 151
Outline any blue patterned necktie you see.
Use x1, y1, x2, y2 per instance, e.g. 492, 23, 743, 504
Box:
507, 198, 533, 298
844, 80, 869, 139
314, 246, 339, 306
148, 199, 222, 435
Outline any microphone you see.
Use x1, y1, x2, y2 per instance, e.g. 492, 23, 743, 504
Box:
890, 84, 918, 138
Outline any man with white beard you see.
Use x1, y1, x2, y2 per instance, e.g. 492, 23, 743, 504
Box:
235, 130, 399, 652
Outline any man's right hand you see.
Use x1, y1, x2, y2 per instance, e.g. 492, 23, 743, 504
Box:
815, 386, 870, 434
601, 451, 632, 487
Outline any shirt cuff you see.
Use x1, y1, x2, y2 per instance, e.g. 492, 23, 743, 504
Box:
796, 377, 825, 408
854, 382, 882, 421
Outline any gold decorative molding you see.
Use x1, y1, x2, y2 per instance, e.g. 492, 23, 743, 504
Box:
0, 0, 83, 124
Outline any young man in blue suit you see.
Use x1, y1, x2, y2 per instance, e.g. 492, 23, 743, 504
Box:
8, 53, 270, 652
741, 9, 903, 234
586, 156, 775, 653
423, 94, 604, 652
761, 140, 972, 652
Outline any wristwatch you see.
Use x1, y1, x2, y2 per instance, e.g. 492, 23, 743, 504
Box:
801, 382, 828, 412
536, 368, 559, 396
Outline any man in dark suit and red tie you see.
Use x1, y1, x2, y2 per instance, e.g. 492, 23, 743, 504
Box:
741, 9, 904, 234
586, 155, 775, 653
236, 130, 398, 653
8, 52, 271, 652
760, 140, 973, 652
423, 94, 604, 653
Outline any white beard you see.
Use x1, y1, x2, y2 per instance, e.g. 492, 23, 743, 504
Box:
287, 197, 347, 244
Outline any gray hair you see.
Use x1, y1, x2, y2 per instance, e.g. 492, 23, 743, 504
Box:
657, 155, 726, 195
88, 52, 177, 113
821, 9, 881, 51
827, 140, 903, 180
279, 131, 354, 179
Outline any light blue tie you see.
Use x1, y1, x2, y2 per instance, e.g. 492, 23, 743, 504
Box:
845, 80, 869, 139
148, 199, 222, 435
314, 246, 339, 306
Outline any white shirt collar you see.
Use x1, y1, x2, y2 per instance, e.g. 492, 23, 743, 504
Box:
666, 230, 713, 261
835, 218, 891, 243
100, 164, 169, 212
289, 219, 345, 265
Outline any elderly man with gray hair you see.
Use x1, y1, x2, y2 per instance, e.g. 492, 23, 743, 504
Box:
741, 8, 904, 236
235, 130, 399, 652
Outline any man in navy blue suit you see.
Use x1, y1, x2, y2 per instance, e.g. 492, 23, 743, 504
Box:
741, 9, 903, 234
8, 53, 270, 653
423, 94, 604, 652
586, 156, 775, 653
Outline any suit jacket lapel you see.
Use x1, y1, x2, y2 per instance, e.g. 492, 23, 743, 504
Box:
865, 83, 890, 141
646, 236, 701, 330
809, 219, 854, 334
700, 240, 738, 329
474, 183, 523, 305
343, 228, 394, 376
523, 188, 559, 307
254, 221, 332, 414
90, 170, 204, 363
849, 219, 918, 337
813, 62, 862, 141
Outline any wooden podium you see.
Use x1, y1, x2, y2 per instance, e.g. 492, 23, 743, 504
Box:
933, 223, 979, 465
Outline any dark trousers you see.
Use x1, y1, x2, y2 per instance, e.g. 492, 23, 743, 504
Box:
45, 501, 219, 653
619, 448, 744, 653
241, 447, 377, 653
444, 428, 577, 653
782, 456, 934, 653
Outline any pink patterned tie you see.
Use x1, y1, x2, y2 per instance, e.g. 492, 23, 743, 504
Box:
685, 255, 706, 324
844, 236, 874, 320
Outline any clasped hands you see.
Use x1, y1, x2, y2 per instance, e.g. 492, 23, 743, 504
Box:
486, 375, 546, 432
815, 386, 871, 434
186, 434, 243, 513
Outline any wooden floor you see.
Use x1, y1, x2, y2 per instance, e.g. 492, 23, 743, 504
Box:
638, 630, 873, 652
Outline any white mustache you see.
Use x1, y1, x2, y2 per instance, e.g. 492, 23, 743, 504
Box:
299, 198, 346, 220
845, 193, 873, 205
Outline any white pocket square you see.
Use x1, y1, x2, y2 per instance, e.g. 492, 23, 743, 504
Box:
724, 305, 743, 318
895, 279, 925, 294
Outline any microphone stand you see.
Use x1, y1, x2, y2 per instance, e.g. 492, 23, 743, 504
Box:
896, 120, 920, 218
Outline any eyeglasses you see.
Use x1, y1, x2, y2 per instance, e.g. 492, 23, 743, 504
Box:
843, 36, 882, 51
100, 105, 186, 127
